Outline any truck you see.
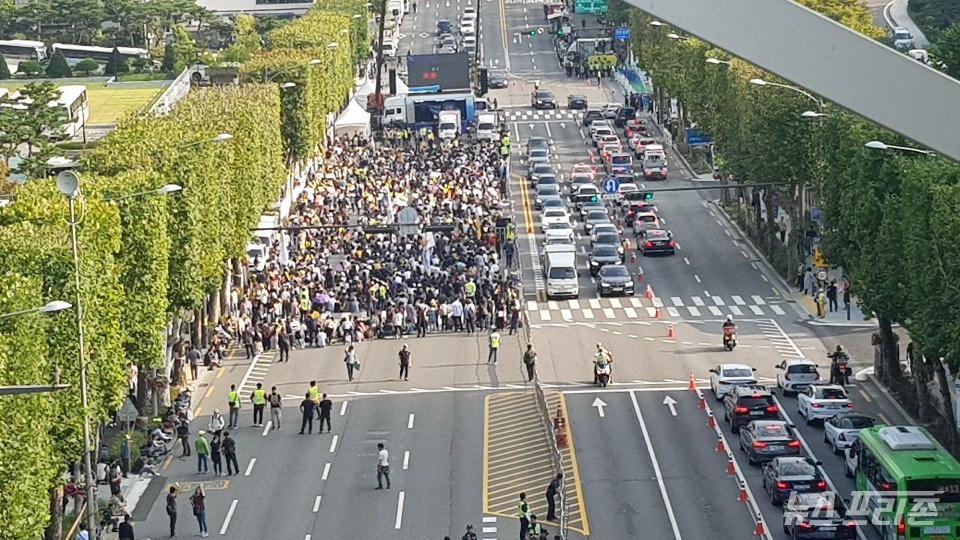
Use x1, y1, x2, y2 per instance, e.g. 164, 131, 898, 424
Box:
639, 143, 667, 181
383, 92, 484, 131
437, 110, 461, 139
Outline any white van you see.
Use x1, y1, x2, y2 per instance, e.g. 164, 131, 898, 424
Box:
541, 243, 576, 272
476, 112, 497, 140
545, 251, 579, 299
437, 110, 461, 139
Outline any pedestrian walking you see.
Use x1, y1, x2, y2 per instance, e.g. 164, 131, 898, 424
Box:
376, 442, 391, 489
109, 461, 123, 500
222, 431, 239, 476
523, 344, 537, 382
816, 289, 827, 318
777, 216, 787, 243
299, 392, 315, 434
488, 329, 501, 364
119, 434, 131, 478
195, 430, 210, 474
250, 382, 266, 427
242, 326, 254, 359
842, 276, 851, 309
345, 345, 358, 381
803, 267, 814, 296
795, 263, 804, 292
399, 344, 412, 381
318, 393, 333, 433
165, 485, 179, 538
118, 514, 135, 540
189, 485, 209, 537
208, 409, 225, 437
210, 434, 223, 477
545, 473, 561, 521
517, 492, 530, 540
187, 345, 201, 381
176, 413, 191, 457
227, 384, 241, 429
269, 386, 283, 430
827, 279, 838, 312
278, 328, 291, 362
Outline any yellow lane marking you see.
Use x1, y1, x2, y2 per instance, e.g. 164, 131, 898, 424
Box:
216, 369, 225, 379
482, 394, 492, 513
555, 392, 590, 536
161, 455, 173, 470
516, 173, 535, 234
878, 412, 891, 425
205, 385, 216, 399
772, 287, 780, 296
859, 389, 873, 403
761, 274, 769, 283
499, 0, 508, 57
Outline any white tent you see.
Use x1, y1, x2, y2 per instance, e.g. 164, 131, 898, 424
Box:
334, 99, 371, 136
394, 77, 409, 95
353, 76, 409, 105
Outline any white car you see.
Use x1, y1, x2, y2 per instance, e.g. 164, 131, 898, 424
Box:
823, 413, 876, 455
460, 21, 476, 35
616, 182, 639, 203
589, 223, 620, 244
797, 384, 853, 425
540, 208, 571, 233
587, 119, 613, 137
843, 443, 858, 478
543, 221, 574, 244
776, 357, 821, 396
709, 363, 759, 400
591, 127, 615, 145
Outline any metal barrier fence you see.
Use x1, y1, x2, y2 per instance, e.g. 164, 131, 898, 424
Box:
148, 65, 196, 115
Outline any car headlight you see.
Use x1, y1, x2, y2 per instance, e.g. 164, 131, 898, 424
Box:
601, 282, 610, 287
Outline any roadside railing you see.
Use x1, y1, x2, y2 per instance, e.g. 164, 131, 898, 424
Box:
148, 65, 196, 115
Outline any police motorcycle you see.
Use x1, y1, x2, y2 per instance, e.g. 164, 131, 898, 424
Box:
593, 343, 613, 387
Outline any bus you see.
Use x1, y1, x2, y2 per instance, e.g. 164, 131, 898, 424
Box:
853, 425, 960, 539
0, 85, 89, 139
0, 39, 48, 62
51, 43, 148, 65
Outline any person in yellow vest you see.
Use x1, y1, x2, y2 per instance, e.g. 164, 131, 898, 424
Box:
517, 492, 530, 539
250, 383, 267, 427
464, 279, 476, 300
527, 515, 546, 540
308, 380, 320, 415
227, 384, 240, 429
487, 329, 501, 365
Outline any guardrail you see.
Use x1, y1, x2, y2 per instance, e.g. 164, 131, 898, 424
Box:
148, 66, 196, 115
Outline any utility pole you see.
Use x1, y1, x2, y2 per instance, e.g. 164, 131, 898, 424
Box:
372, 0, 389, 135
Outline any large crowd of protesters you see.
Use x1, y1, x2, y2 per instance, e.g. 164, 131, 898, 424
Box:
220, 131, 525, 357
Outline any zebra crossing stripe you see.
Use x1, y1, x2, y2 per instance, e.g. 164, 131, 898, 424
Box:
692, 296, 705, 306
732, 295, 746, 305
603, 308, 616, 319
769, 304, 786, 316
540, 309, 551, 321
527, 300, 538, 311
624, 307, 638, 319
583, 308, 595, 319
667, 307, 681, 318
729, 305, 744, 316
548, 300, 559, 310
752, 295, 766, 305
687, 306, 701, 317
569, 299, 580, 310
609, 298, 622, 308
645, 307, 657, 317
671, 296, 683, 306
561, 308, 573, 320
713, 296, 725, 305
589, 298, 601, 309
749, 305, 764, 316
708, 306, 724, 317
630, 297, 643, 308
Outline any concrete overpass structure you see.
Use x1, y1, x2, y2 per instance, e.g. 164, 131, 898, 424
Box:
628, 0, 960, 162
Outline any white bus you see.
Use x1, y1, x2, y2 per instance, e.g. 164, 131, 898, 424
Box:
0, 39, 48, 62
0, 85, 89, 139
52, 43, 148, 65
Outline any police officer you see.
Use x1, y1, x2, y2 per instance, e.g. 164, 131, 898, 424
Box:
527, 515, 546, 540
250, 382, 266, 427
227, 384, 240, 429
488, 329, 501, 365
517, 492, 530, 540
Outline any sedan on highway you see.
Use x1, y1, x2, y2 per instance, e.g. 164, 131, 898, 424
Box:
532, 90, 558, 109
583, 209, 611, 234
569, 175, 593, 195
823, 413, 876, 455
588, 119, 613, 137
541, 197, 566, 212
527, 147, 550, 165
540, 207, 571, 233
439, 33, 457, 51
762, 457, 827, 506
738, 420, 802, 465
597, 264, 635, 296
592, 231, 623, 253
709, 363, 758, 400
798, 385, 853, 425
637, 228, 676, 256
589, 244, 621, 276
543, 221, 574, 244
589, 223, 620, 244
535, 184, 561, 209
567, 94, 588, 109
528, 163, 554, 184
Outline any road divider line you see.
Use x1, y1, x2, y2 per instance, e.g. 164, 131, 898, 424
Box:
322, 463, 331, 480
261, 421, 271, 436
395, 491, 406, 529
313, 495, 322, 512
219, 499, 238, 535
330, 435, 339, 453
403, 450, 410, 470
244, 458, 256, 477
628, 391, 682, 540
340, 401, 348, 416
205, 385, 215, 398
408, 413, 415, 429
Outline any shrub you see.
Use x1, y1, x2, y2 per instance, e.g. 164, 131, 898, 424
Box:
45, 50, 73, 78
74, 58, 100, 76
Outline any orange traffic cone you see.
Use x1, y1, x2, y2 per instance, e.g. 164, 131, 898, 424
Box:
688, 372, 696, 390
667, 324, 675, 338
624, 239, 632, 250
716, 437, 725, 453
726, 457, 736, 475
630, 252, 637, 264
635, 273, 643, 283
645, 284, 652, 298
707, 412, 715, 428
738, 481, 749, 502
655, 307, 662, 319
698, 394, 706, 409
753, 513, 765, 536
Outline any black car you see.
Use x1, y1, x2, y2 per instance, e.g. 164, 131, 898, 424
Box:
437, 18, 452, 34
723, 385, 779, 433
597, 264, 634, 296
489, 72, 508, 89
567, 94, 588, 109
583, 209, 611, 234
582, 109, 604, 127
532, 90, 558, 109
592, 231, 622, 251
738, 420, 801, 465
614, 106, 636, 127
527, 163, 554, 183
783, 492, 856, 540
589, 244, 621, 276
762, 457, 827, 506
638, 228, 676, 256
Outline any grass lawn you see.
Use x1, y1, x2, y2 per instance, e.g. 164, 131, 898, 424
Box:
83, 84, 163, 124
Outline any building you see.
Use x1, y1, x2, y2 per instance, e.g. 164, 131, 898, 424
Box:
195, 0, 315, 16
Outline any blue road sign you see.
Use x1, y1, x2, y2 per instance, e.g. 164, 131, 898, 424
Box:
685, 127, 713, 146
614, 27, 631, 40
603, 177, 620, 194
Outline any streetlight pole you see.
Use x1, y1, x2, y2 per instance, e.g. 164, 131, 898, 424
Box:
0, 301, 73, 396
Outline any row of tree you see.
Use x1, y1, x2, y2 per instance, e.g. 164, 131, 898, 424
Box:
627, 0, 960, 448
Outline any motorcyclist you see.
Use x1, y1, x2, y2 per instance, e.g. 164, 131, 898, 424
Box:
722, 315, 737, 345
594, 343, 612, 384
828, 345, 849, 386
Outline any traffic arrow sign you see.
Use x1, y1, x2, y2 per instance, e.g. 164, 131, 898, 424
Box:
662, 395, 677, 416
592, 397, 607, 417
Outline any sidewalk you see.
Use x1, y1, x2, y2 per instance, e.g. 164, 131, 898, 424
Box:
792, 246, 875, 327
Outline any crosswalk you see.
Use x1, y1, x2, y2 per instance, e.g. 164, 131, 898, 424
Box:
502, 108, 582, 122
526, 294, 789, 323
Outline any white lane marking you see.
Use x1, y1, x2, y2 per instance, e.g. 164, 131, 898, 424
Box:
683, 257, 690, 265
589, 298, 601, 309
408, 413, 415, 429
630, 297, 643, 308
322, 462, 331, 480
609, 298, 622, 308
687, 306, 701, 317
403, 450, 410, 470
670, 296, 683, 306
694, 274, 702, 283
603, 308, 616, 319
667, 307, 681, 318
330, 435, 339, 453
561, 308, 573, 320
712, 296, 725, 305
244, 458, 256, 477
691, 296, 705, 306
731, 295, 746, 305
624, 307, 638, 319
219, 499, 238, 535
483, 517, 497, 523
752, 295, 766, 305
629, 391, 683, 540
583, 308, 595, 319
539, 309, 552, 321
729, 305, 744, 316
548, 300, 559, 310
749, 305, 764, 316
261, 421, 272, 437
708, 306, 723, 317
770, 304, 786, 316
313, 495, 322, 512
340, 401, 348, 416
646, 307, 658, 317
483, 527, 498, 533
527, 300, 538, 311
568, 299, 580, 310
395, 491, 406, 529
306, 535, 311, 540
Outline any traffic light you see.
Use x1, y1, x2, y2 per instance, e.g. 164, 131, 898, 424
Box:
557, 28, 564, 36
642, 192, 654, 200
478, 67, 489, 96
590, 195, 599, 202
528, 29, 537, 36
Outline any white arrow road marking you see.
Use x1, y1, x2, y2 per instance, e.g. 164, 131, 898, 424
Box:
592, 396, 607, 417
662, 395, 677, 416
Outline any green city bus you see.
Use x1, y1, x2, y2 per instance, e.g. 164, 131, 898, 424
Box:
853, 425, 960, 539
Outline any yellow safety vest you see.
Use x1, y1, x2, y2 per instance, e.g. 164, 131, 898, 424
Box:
506, 225, 516, 242
309, 386, 319, 404
517, 501, 528, 518
490, 333, 501, 348
465, 282, 476, 296
253, 389, 266, 405
228, 391, 240, 408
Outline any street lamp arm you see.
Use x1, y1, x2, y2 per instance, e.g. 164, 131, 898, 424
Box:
767, 81, 824, 111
